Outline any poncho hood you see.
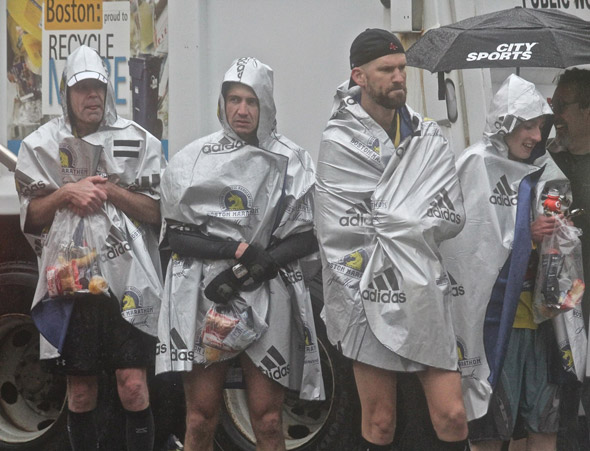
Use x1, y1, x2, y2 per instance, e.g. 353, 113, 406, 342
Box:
217, 57, 277, 146
484, 74, 553, 162
60, 45, 118, 130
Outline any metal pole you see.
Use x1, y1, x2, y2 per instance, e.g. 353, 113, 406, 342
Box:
0, 144, 17, 172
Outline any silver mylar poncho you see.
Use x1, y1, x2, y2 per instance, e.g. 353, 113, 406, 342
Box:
440, 74, 586, 421
15, 46, 166, 359
315, 81, 465, 371
155, 58, 324, 401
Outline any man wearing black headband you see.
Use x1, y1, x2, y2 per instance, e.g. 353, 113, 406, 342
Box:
315, 29, 469, 450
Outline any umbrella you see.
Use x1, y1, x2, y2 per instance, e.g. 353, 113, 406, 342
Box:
406, 7, 590, 72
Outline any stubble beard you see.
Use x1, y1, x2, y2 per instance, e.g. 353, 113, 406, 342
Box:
369, 85, 407, 110
554, 132, 570, 151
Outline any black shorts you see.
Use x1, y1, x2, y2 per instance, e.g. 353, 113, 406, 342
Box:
43, 293, 156, 375
468, 327, 560, 442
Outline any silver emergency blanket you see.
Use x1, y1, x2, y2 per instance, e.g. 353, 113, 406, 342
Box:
440, 74, 586, 421
315, 82, 465, 371
155, 57, 324, 401
15, 46, 166, 359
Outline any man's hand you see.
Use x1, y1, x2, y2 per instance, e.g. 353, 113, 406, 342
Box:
25, 175, 107, 232
66, 175, 108, 216
204, 268, 243, 304
531, 214, 561, 244
237, 244, 279, 283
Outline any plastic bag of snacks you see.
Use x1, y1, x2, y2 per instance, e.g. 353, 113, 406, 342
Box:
201, 298, 267, 365
40, 209, 110, 298
534, 214, 585, 322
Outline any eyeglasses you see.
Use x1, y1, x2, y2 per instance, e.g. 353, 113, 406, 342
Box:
548, 99, 579, 114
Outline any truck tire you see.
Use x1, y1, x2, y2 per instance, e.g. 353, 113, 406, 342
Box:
0, 261, 69, 451
214, 274, 361, 451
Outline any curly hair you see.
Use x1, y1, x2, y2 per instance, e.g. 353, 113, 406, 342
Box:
557, 68, 590, 110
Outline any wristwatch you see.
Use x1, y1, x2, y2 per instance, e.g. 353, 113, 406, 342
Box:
232, 263, 249, 280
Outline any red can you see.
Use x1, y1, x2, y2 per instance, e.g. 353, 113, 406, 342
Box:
543, 189, 561, 215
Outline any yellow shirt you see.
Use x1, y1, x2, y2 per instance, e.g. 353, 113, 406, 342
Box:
513, 290, 537, 329
513, 245, 538, 330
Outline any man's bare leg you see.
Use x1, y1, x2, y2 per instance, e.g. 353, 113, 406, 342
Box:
470, 441, 504, 451
115, 367, 150, 411
525, 432, 556, 451
508, 437, 526, 450
66, 375, 99, 450
182, 361, 230, 451
240, 354, 286, 451
67, 375, 99, 411
418, 367, 468, 442
353, 361, 397, 445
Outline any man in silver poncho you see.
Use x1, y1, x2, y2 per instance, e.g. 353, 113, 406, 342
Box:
315, 29, 468, 450
15, 46, 166, 451
156, 57, 323, 451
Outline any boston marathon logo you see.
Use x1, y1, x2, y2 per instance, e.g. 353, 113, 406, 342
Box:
259, 346, 290, 380
209, 185, 259, 218
457, 337, 482, 371
362, 267, 406, 304
128, 218, 145, 242
560, 343, 575, 374
350, 136, 380, 162
121, 286, 154, 320
202, 136, 245, 154
340, 198, 373, 227
467, 42, 537, 63
171, 252, 192, 278
427, 188, 461, 224
59, 144, 90, 177
489, 175, 518, 206
302, 324, 318, 354
156, 328, 195, 361
329, 249, 369, 279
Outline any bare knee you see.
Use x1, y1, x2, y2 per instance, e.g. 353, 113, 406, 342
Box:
67, 375, 98, 412
365, 408, 396, 442
115, 368, 149, 411
353, 362, 397, 443
251, 408, 282, 437
431, 403, 468, 442
358, 394, 396, 443
183, 403, 221, 451
185, 405, 219, 435
419, 367, 468, 442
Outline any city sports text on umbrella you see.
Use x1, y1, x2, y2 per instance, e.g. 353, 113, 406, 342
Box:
406, 7, 590, 73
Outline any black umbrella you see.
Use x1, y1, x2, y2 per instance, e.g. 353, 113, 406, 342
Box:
406, 7, 590, 72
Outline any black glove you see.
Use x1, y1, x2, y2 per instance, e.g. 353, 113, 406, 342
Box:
238, 245, 279, 283
204, 268, 243, 304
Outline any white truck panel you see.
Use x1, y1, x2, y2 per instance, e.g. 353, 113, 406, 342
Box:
168, 0, 385, 161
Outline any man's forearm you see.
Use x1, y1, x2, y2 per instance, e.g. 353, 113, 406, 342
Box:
25, 189, 69, 232
105, 182, 161, 225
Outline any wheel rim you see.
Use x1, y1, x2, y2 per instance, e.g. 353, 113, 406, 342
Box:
222, 339, 335, 450
0, 314, 66, 444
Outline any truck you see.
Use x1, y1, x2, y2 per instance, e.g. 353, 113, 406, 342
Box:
1, 0, 590, 450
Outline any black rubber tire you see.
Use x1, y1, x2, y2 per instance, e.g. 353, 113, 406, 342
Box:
0, 261, 70, 451
213, 273, 361, 451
